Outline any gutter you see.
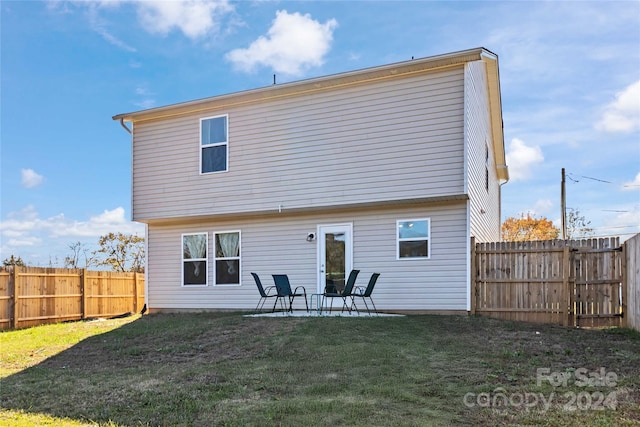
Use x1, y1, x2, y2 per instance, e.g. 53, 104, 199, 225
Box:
119, 118, 132, 134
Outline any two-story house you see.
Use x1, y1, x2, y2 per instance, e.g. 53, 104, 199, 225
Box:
113, 47, 509, 313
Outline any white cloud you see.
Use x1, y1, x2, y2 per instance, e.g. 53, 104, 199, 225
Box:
133, 99, 156, 109
21, 169, 44, 188
623, 172, 640, 191
505, 138, 545, 181
5, 236, 42, 248
50, 1, 234, 48
596, 80, 640, 133
599, 206, 640, 241
50, 0, 137, 51
137, 0, 234, 39
0, 206, 144, 265
133, 86, 156, 109
94, 24, 137, 52
51, 207, 144, 237
1, 206, 144, 246
226, 10, 338, 76
532, 199, 554, 216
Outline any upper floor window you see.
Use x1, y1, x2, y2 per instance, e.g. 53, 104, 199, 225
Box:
201, 115, 228, 174
397, 219, 430, 259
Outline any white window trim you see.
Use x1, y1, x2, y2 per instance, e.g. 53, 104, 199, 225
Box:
396, 218, 431, 260
213, 230, 242, 286
200, 114, 229, 175
182, 232, 208, 287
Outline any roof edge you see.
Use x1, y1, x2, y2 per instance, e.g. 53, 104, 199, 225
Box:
479, 51, 509, 182
113, 47, 491, 123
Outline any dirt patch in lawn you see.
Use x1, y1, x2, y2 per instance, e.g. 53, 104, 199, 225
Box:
40, 313, 304, 371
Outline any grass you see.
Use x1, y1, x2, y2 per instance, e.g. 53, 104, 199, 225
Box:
1, 313, 639, 426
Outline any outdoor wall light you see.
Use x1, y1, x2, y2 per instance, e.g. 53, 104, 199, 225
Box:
306, 233, 316, 242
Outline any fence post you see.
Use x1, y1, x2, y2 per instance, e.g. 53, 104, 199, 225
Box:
10, 267, 17, 329
470, 237, 476, 315
562, 246, 571, 327
621, 242, 627, 328
133, 272, 139, 313
81, 268, 87, 319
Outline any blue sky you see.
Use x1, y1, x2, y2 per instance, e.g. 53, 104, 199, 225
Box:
1, 0, 639, 266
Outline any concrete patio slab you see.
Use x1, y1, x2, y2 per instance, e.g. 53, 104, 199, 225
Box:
244, 311, 404, 318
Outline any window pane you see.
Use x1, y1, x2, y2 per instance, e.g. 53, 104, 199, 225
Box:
399, 241, 429, 258
216, 260, 240, 285
398, 220, 429, 239
184, 261, 207, 285
216, 232, 239, 258
202, 117, 227, 145
183, 234, 206, 259
325, 232, 346, 292
202, 145, 227, 173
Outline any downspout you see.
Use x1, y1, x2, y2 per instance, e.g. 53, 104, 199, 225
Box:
499, 170, 510, 242
117, 117, 145, 309
119, 118, 132, 134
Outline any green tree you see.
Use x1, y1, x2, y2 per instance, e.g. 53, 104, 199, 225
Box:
94, 233, 145, 272
501, 214, 560, 242
2, 255, 26, 267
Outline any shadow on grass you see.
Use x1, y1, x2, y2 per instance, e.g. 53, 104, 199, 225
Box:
1, 312, 639, 426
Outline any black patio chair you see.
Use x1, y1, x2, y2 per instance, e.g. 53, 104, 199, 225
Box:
352, 273, 380, 315
323, 269, 360, 314
251, 272, 278, 312
272, 274, 309, 313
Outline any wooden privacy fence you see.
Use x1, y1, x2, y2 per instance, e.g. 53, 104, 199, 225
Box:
625, 233, 640, 332
471, 237, 627, 328
0, 267, 145, 330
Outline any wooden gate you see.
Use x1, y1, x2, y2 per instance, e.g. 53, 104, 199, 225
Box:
471, 238, 624, 327
571, 242, 624, 328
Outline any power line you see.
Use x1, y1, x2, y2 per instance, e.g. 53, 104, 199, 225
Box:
578, 175, 612, 184
590, 225, 639, 231
567, 171, 638, 187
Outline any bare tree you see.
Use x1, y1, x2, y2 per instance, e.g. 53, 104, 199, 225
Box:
566, 208, 594, 239
64, 241, 95, 268
94, 233, 145, 272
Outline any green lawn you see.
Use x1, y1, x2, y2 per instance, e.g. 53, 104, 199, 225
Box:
1, 313, 639, 426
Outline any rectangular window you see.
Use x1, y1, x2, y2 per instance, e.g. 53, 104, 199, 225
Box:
397, 219, 430, 259
214, 231, 241, 285
201, 115, 228, 173
182, 233, 208, 286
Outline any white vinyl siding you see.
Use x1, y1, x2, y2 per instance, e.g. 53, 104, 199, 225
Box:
464, 61, 501, 242
145, 201, 468, 311
131, 67, 466, 222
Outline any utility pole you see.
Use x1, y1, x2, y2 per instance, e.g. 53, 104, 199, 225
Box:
561, 168, 567, 239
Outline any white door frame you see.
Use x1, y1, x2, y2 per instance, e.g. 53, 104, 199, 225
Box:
316, 223, 353, 294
